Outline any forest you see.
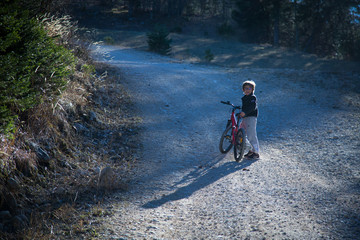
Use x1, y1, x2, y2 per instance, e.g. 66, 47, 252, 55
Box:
64, 0, 360, 60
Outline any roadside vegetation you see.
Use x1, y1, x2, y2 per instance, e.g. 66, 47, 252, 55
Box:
147, 25, 172, 55
0, 0, 140, 238
0, 6, 75, 136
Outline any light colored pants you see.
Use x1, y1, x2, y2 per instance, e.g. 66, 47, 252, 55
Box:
240, 117, 260, 153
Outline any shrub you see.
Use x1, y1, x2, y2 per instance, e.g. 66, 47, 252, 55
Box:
204, 49, 214, 62
339, 33, 360, 61
217, 23, 234, 36
147, 25, 172, 55
81, 64, 96, 77
104, 36, 115, 44
170, 26, 182, 33
0, 6, 75, 135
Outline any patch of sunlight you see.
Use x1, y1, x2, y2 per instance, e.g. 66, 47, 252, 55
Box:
236, 62, 252, 67
216, 54, 234, 61
247, 50, 280, 62
111, 8, 128, 14
305, 62, 313, 68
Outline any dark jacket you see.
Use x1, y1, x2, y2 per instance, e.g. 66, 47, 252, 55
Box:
241, 94, 258, 117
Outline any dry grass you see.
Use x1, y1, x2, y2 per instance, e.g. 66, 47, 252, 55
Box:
41, 14, 77, 47
0, 61, 139, 239
0, 14, 140, 239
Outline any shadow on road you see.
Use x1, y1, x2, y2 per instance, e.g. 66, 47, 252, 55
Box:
142, 157, 257, 209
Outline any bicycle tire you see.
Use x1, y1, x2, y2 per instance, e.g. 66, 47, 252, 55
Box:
234, 128, 246, 162
219, 125, 233, 153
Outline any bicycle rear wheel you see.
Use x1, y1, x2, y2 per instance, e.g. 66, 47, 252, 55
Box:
219, 125, 233, 153
234, 128, 246, 162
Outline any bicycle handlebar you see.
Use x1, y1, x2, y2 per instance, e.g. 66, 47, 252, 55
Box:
220, 101, 241, 109
220, 101, 230, 105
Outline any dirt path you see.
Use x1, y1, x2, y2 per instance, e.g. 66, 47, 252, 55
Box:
92, 44, 360, 239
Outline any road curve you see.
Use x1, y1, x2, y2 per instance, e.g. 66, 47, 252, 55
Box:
92, 44, 360, 239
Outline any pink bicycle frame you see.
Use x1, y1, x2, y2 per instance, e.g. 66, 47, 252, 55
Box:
230, 109, 240, 144
221, 100, 242, 145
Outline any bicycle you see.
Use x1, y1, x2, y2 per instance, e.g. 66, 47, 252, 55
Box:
219, 101, 246, 162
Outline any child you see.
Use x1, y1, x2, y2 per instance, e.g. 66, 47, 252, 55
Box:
240, 80, 260, 159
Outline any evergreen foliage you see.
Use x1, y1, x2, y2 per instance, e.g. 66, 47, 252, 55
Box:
217, 23, 235, 36
232, 0, 271, 43
204, 49, 214, 62
231, 0, 360, 59
66, 0, 360, 60
0, 2, 75, 135
147, 25, 172, 55
296, 0, 360, 59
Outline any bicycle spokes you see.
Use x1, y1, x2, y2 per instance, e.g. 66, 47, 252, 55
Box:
219, 100, 243, 159
219, 126, 233, 153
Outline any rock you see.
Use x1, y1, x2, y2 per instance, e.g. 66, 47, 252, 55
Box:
94, 167, 101, 175
5, 192, 17, 212
18, 214, 29, 224
89, 111, 98, 122
0, 211, 12, 220
7, 178, 20, 191
58, 159, 76, 169
73, 122, 89, 134
27, 141, 51, 166
36, 147, 50, 166
36, 147, 50, 161
58, 99, 74, 113
75, 169, 88, 178
98, 166, 116, 190
14, 156, 38, 177
109, 155, 121, 162
53, 187, 66, 195
28, 141, 39, 150
11, 214, 28, 231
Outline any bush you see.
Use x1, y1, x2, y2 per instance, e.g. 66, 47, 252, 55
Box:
204, 49, 214, 62
170, 26, 182, 33
81, 64, 96, 77
0, 6, 75, 135
104, 36, 115, 44
217, 23, 234, 36
339, 32, 360, 61
147, 25, 172, 55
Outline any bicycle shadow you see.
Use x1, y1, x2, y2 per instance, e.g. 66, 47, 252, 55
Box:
142, 156, 257, 209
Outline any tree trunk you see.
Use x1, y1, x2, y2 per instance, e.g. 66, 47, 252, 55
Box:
176, 0, 186, 16
294, 0, 299, 49
128, 0, 134, 18
200, 0, 206, 15
273, 0, 280, 46
223, 0, 232, 21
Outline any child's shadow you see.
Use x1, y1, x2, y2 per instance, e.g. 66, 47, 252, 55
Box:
142, 158, 257, 209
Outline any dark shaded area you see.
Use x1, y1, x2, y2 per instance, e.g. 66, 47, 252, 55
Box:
143, 159, 256, 208
63, 0, 360, 61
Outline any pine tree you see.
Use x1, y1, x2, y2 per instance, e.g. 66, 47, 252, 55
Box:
147, 25, 172, 55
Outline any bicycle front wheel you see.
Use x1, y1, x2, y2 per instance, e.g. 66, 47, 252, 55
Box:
219, 125, 233, 153
234, 128, 246, 162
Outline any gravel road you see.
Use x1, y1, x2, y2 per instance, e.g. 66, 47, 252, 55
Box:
92, 45, 360, 239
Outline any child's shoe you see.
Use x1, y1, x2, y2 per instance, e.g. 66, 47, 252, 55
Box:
244, 151, 254, 158
248, 152, 260, 160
